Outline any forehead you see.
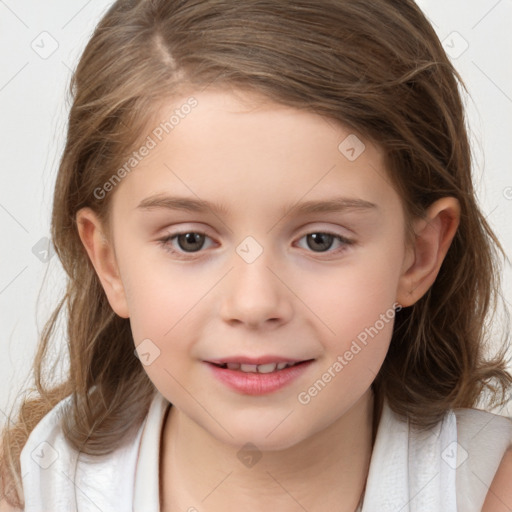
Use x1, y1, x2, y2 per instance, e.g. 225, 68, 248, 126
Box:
110, 88, 402, 221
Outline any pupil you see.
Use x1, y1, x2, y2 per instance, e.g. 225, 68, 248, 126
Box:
175, 233, 333, 253
308, 233, 333, 252
178, 233, 205, 252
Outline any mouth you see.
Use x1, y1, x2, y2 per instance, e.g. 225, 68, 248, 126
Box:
208, 360, 314, 373
205, 358, 315, 395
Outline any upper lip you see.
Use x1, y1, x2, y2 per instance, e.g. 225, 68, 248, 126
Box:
206, 356, 314, 365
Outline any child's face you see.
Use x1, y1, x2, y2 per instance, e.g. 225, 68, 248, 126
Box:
95, 89, 414, 449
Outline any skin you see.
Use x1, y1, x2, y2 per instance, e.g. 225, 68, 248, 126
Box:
76, 88, 462, 511
482, 450, 512, 511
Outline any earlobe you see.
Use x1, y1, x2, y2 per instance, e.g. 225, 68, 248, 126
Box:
76, 207, 130, 318
396, 197, 460, 307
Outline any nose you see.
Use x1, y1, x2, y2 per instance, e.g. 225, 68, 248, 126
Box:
219, 249, 294, 330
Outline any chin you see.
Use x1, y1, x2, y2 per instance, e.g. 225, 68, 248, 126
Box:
211, 416, 310, 452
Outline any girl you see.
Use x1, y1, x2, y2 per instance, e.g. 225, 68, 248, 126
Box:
1, 0, 512, 510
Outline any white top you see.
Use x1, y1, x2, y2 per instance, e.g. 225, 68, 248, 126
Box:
18, 391, 512, 511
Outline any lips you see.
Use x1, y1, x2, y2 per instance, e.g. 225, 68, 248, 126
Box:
206, 356, 314, 374
207, 355, 309, 365
211, 361, 300, 373
205, 358, 315, 395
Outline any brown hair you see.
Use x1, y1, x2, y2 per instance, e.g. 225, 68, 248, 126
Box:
2, 0, 511, 507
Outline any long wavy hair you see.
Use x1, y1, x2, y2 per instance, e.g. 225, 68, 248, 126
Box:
2, 0, 511, 507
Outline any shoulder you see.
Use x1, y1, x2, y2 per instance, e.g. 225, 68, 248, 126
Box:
0, 444, 23, 512
454, 406, 512, 441
7, 394, 75, 511
0, 499, 23, 512
19, 393, 73, 458
481, 448, 512, 511
453, 407, 512, 511
0, 398, 73, 512
18, 393, 153, 511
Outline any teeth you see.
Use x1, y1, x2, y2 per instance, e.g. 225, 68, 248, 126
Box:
256, 363, 278, 373
240, 364, 258, 372
222, 362, 297, 373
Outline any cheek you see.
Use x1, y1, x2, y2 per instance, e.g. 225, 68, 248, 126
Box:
122, 254, 213, 393
127, 275, 197, 345
302, 249, 403, 340
117, 236, 201, 340
293, 241, 403, 398
307, 278, 396, 386
125, 264, 204, 395
295, 269, 398, 420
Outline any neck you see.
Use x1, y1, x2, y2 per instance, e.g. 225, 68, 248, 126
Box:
160, 389, 375, 512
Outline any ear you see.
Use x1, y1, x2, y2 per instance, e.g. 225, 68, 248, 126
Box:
396, 197, 460, 307
76, 207, 130, 318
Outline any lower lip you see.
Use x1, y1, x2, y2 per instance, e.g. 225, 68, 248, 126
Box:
205, 360, 314, 395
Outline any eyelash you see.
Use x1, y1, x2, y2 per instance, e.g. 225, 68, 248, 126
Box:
157, 229, 355, 259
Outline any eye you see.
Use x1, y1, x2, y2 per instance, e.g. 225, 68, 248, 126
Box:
295, 232, 354, 254
158, 231, 214, 258
158, 229, 354, 259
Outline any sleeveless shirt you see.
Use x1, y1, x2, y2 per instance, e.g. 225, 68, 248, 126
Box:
18, 391, 512, 511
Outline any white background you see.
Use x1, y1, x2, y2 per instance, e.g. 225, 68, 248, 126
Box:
1, 0, 511, 425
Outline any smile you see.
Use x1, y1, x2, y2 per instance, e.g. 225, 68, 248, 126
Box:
210, 361, 304, 373
205, 359, 315, 395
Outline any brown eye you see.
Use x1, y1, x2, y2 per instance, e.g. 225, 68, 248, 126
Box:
296, 232, 354, 254
158, 231, 214, 258
175, 232, 206, 252
306, 233, 335, 252
158, 229, 354, 260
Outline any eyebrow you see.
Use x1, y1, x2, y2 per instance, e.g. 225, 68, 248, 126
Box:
136, 194, 378, 216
